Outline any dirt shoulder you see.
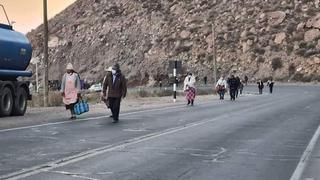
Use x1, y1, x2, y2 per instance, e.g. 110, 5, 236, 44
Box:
0, 95, 217, 130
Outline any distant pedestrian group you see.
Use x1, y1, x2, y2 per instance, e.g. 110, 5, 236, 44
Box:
60, 64, 275, 121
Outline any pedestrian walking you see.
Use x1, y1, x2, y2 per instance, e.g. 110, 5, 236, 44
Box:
227, 75, 238, 101
239, 80, 244, 95
235, 76, 241, 98
101, 63, 127, 123
101, 66, 112, 115
215, 76, 227, 100
60, 63, 81, 119
203, 76, 207, 85
257, 80, 264, 94
183, 72, 196, 106
267, 78, 275, 94
244, 75, 248, 86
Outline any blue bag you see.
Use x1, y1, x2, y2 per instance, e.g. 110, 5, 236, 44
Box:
74, 100, 89, 115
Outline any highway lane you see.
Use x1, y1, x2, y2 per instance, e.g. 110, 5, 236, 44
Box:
0, 85, 319, 180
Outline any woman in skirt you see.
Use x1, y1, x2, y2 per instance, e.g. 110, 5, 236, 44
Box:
215, 76, 227, 100
183, 72, 196, 106
60, 63, 81, 119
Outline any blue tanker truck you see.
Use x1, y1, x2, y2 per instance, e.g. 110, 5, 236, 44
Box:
0, 5, 33, 117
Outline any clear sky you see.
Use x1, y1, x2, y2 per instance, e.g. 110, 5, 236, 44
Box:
0, 0, 77, 34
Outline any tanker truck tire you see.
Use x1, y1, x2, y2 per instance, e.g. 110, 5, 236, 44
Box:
0, 87, 13, 117
12, 88, 27, 116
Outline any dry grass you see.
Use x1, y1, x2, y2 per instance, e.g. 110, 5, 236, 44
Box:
29, 87, 216, 107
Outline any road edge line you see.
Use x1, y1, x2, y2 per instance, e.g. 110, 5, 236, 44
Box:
290, 124, 320, 180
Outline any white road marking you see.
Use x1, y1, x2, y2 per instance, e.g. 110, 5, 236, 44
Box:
1, 100, 275, 180
123, 128, 148, 132
212, 147, 226, 162
0, 104, 187, 133
46, 170, 99, 180
290, 124, 320, 180
0, 100, 223, 133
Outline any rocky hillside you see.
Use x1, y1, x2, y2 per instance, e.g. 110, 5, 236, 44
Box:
27, 0, 320, 86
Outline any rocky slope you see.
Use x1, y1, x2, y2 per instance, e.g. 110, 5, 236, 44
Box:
27, 0, 320, 86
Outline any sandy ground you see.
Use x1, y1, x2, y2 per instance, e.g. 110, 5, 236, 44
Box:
0, 95, 217, 130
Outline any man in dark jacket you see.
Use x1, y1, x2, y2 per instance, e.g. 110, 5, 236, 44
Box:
102, 63, 127, 123
227, 75, 238, 101
257, 80, 264, 94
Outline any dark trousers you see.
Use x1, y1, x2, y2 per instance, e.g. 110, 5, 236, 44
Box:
109, 97, 121, 120
259, 88, 263, 94
230, 89, 236, 100
269, 85, 273, 93
235, 89, 239, 98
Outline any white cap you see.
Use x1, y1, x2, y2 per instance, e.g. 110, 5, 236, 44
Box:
66, 63, 74, 70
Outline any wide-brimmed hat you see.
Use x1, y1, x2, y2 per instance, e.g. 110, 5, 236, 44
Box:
112, 63, 120, 70
66, 63, 74, 70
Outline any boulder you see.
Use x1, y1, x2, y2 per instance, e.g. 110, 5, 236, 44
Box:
313, 57, 320, 64
306, 13, 320, 29
301, 5, 309, 12
180, 30, 191, 39
274, 32, 286, 44
296, 22, 305, 31
242, 42, 250, 53
267, 11, 286, 26
48, 35, 60, 48
304, 29, 320, 42
316, 40, 320, 49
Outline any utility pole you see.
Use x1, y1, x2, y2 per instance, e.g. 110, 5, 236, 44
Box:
173, 60, 177, 103
36, 61, 39, 93
43, 0, 49, 106
212, 23, 217, 85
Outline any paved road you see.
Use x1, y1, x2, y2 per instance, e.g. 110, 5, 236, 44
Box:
0, 85, 319, 180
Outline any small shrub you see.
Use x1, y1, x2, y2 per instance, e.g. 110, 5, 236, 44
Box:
295, 48, 307, 56
260, 40, 269, 47
286, 45, 294, 55
299, 42, 308, 49
272, 57, 283, 70
257, 56, 265, 63
288, 64, 296, 76
305, 50, 320, 57
155, 89, 172, 97
138, 89, 149, 97
307, 42, 316, 49
291, 33, 304, 42
286, 22, 296, 34
253, 47, 266, 55
270, 44, 282, 52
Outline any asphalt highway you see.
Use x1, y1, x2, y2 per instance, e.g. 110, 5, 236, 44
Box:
0, 85, 319, 180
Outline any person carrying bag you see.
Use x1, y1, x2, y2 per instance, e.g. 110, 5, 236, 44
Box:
60, 63, 82, 119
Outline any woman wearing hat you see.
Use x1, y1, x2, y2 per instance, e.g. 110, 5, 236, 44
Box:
183, 72, 196, 106
60, 63, 81, 119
